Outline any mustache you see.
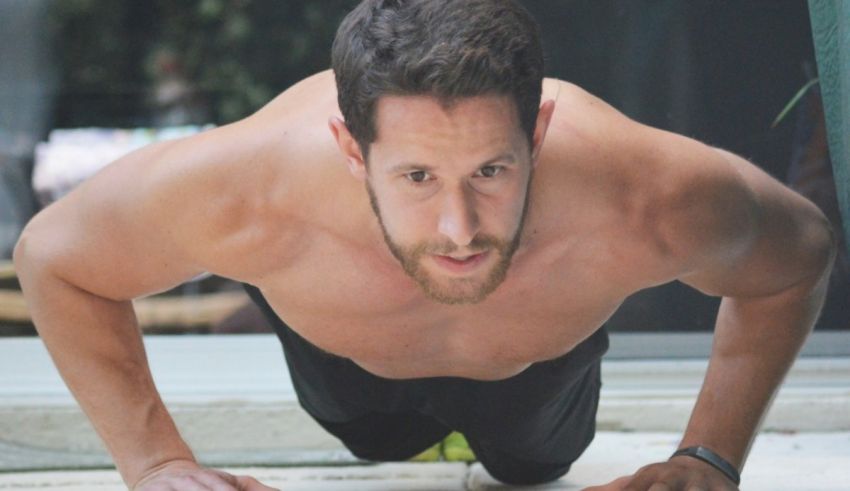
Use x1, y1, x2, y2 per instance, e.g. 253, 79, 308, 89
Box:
416, 235, 504, 256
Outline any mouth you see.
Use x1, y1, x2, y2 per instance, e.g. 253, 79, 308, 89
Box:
431, 250, 490, 274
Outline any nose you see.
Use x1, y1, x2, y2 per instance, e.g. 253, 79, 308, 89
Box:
437, 185, 480, 247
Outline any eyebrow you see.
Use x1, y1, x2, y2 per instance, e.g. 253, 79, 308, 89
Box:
387, 153, 517, 174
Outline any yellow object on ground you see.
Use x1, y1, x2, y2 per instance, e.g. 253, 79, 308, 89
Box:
408, 431, 477, 462
409, 441, 442, 462
441, 431, 476, 462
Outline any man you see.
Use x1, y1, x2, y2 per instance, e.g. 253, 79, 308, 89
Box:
14, 1, 836, 490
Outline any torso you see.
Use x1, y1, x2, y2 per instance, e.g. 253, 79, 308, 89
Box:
221, 71, 680, 381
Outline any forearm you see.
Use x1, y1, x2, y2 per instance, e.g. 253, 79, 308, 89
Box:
15, 258, 194, 486
679, 270, 831, 470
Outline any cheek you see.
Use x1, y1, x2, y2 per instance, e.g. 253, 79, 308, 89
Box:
480, 185, 527, 223
389, 206, 435, 239
375, 192, 434, 238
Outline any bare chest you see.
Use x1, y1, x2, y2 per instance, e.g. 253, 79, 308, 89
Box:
251, 237, 627, 380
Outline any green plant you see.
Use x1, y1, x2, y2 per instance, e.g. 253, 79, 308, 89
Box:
51, 0, 357, 126
771, 77, 820, 128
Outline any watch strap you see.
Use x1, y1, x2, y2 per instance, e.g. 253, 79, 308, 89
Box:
671, 445, 741, 485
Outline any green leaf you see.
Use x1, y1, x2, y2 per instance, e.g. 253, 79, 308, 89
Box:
771, 78, 820, 128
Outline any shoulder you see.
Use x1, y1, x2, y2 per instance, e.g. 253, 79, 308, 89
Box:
541, 81, 759, 282
182, 72, 352, 278
548, 80, 756, 256
542, 80, 834, 297
110, 72, 343, 279
544, 79, 635, 146
18, 71, 351, 298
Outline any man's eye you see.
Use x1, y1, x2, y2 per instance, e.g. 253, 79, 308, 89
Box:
476, 165, 502, 178
406, 171, 430, 183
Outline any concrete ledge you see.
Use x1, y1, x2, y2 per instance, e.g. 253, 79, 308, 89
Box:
597, 357, 850, 432
2, 335, 849, 471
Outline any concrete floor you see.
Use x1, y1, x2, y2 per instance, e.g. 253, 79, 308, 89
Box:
1, 431, 849, 490
2, 335, 848, 489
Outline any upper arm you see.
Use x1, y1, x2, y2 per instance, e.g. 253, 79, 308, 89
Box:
548, 82, 835, 299
16, 118, 297, 301
658, 143, 836, 298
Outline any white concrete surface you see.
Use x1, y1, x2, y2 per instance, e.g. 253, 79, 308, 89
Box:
2, 334, 849, 488
468, 431, 850, 490
0, 463, 469, 490
1, 432, 848, 490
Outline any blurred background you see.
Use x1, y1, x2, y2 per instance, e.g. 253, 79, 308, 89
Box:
0, 0, 847, 336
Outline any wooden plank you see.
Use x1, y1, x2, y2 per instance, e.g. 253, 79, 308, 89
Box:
0, 260, 16, 280
133, 291, 247, 328
0, 290, 248, 330
0, 290, 28, 322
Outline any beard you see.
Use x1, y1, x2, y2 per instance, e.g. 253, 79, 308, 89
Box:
365, 177, 532, 305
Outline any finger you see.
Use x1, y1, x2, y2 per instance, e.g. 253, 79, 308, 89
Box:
235, 475, 281, 491
582, 475, 633, 490
624, 472, 680, 491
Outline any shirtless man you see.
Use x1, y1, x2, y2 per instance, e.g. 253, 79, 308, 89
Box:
14, 1, 836, 490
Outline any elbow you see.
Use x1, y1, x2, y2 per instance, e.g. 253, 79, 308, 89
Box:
821, 218, 839, 277
12, 226, 51, 283
12, 228, 43, 288
12, 228, 30, 276
809, 212, 839, 285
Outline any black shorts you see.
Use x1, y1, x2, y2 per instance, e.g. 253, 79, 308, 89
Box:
243, 284, 608, 485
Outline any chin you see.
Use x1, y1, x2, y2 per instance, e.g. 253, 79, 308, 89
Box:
417, 271, 504, 305
424, 288, 491, 305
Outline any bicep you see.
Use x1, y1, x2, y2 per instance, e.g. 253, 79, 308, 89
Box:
676, 148, 836, 298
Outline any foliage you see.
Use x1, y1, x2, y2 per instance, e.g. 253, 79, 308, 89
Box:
771, 77, 820, 128
50, 0, 358, 126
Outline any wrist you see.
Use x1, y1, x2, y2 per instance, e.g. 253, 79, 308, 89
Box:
129, 458, 200, 490
118, 432, 196, 487
113, 408, 196, 486
670, 445, 741, 485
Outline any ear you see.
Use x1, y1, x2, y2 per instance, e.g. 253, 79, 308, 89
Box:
530, 99, 556, 167
328, 116, 368, 180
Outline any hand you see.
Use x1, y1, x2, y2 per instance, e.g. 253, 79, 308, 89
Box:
132, 460, 280, 491
583, 456, 739, 491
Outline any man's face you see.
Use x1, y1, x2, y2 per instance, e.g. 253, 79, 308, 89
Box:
363, 95, 535, 305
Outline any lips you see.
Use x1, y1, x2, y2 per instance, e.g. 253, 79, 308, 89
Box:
432, 251, 489, 273
442, 254, 481, 263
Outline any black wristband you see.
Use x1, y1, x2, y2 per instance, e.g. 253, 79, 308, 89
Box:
671, 446, 741, 485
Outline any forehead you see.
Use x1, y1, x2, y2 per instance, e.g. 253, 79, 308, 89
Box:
372, 94, 523, 149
